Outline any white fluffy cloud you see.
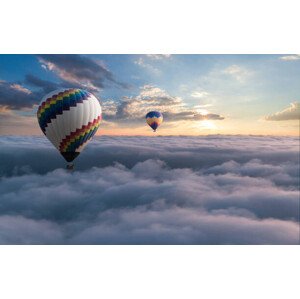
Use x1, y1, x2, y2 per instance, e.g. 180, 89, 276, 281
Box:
0, 135, 298, 244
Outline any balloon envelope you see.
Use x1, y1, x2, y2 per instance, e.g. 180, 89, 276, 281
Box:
146, 111, 163, 131
37, 88, 102, 162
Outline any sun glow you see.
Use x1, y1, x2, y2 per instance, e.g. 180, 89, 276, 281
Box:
196, 108, 209, 115
200, 120, 217, 130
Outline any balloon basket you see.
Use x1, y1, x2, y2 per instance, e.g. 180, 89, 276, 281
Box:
66, 163, 74, 171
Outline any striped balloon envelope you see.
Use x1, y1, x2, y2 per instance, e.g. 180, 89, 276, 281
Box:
145, 111, 163, 132
37, 88, 102, 163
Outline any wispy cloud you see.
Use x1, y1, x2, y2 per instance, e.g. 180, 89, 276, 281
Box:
134, 57, 161, 74
134, 54, 171, 74
223, 64, 252, 82
10, 84, 32, 95
191, 90, 210, 98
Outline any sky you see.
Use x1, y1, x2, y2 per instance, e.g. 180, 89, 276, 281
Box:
0, 54, 299, 136
0, 135, 299, 244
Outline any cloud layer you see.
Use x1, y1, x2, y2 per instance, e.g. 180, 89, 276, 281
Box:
0, 136, 299, 244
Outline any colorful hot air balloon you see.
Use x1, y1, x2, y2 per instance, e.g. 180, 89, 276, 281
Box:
37, 88, 102, 167
145, 111, 163, 132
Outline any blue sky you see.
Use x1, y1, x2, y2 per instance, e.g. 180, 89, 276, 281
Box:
0, 54, 299, 135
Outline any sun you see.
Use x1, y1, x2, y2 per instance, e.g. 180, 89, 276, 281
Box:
200, 120, 217, 130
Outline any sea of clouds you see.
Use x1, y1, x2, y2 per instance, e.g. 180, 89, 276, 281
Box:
0, 135, 299, 244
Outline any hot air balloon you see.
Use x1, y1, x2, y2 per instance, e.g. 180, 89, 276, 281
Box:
37, 88, 102, 169
145, 111, 163, 132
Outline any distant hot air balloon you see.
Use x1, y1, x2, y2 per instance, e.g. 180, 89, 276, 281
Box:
145, 111, 163, 132
37, 88, 102, 168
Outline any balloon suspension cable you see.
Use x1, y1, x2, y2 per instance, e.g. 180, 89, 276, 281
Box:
66, 163, 74, 171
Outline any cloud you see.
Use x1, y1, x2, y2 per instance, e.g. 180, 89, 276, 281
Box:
10, 84, 31, 95
223, 65, 252, 82
24, 74, 62, 94
191, 90, 210, 98
193, 113, 224, 120
0, 80, 45, 134
0, 80, 41, 109
134, 57, 161, 74
279, 54, 300, 61
0, 216, 63, 244
37, 54, 129, 93
24, 73, 101, 96
134, 55, 171, 74
0, 109, 39, 135
145, 54, 172, 60
0, 135, 298, 244
1, 54, 130, 119
102, 85, 224, 124
1, 53, 129, 127
265, 102, 300, 121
